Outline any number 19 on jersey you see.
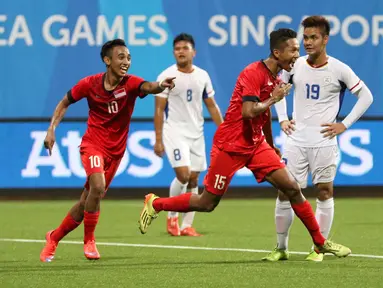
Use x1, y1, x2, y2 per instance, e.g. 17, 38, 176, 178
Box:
306, 84, 320, 100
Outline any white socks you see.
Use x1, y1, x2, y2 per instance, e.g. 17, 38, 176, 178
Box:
275, 198, 294, 250
275, 197, 335, 250
315, 198, 334, 239
168, 177, 188, 218
181, 187, 199, 230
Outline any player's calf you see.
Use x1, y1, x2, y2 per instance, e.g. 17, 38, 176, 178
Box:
68, 189, 89, 222
188, 189, 220, 212
85, 184, 104, 212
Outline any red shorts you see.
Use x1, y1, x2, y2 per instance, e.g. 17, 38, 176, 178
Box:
80, 145, 122, 197
203, 140, 285, 195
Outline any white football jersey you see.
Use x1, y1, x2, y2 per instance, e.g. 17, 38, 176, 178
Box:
156, 64, 215, 138
280, 56, 363, 147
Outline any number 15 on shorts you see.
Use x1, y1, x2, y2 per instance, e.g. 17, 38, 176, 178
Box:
214, 174, 226, 190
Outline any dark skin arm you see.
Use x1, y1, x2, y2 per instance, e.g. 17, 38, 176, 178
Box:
241, 83, 292, 119
44, 95, 72, 155
140, 77, 176, 94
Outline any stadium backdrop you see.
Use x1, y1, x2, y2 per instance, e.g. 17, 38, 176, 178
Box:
1, 0, 382, 187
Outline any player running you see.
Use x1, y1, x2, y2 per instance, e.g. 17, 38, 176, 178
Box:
263, 16, 373, 262
154, 33, 223, 237
139, 28, 351, 259
40, 39, 175, 262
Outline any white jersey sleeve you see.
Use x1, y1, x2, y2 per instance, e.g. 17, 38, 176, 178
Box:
280, 69, 293, 84
156, 71, 170, 99
339, 63, 363, 94
203, 72, 215, 98
275, 70, 293, 122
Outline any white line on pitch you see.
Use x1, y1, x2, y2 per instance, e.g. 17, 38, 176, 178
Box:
0, 238, 382, 259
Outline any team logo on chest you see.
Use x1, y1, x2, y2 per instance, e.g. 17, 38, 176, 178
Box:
323, 76, 332, 85
113, 88, 127, 98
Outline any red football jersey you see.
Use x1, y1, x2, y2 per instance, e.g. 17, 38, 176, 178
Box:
214, 61, 281, 154
68, 73, 147, 159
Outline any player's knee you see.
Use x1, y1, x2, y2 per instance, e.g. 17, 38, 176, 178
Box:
317, 188, 333, 201
176, 173, 191, 185
281, 180, 301, 199
89, 184, 105, 197
277, 190, 289, 201
188, 177, 198, 189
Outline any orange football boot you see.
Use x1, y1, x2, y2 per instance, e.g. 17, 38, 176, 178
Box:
167, 217, 180, 236
180, 227, 202, 237
84, 240, 100, 260
40, 230, 58, 262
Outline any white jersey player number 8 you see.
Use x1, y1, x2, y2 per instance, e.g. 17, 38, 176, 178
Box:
187, 89, 192, 102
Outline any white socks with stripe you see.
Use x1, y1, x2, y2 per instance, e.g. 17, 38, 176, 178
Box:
275, 198, 294, 250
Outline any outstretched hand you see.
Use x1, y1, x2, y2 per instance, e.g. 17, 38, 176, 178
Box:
160, 77, 176, 90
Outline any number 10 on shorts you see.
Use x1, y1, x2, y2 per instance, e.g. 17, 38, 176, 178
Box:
89, 155, 101, 168
214, 174, 226, 190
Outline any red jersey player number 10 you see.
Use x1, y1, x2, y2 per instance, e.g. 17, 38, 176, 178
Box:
40, 38, 175, 263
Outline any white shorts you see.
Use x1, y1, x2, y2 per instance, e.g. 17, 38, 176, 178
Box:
282, 144, 339, 189
163, 129, 207, 172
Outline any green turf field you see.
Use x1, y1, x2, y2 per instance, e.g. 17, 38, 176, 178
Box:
0, 198, 382, 288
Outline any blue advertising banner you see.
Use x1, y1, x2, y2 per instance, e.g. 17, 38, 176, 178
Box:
0, 1, 382, 118
0, 121, 378, 188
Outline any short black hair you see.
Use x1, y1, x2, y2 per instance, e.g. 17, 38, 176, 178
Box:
302, 16, 330, 36
269, 28, 297, 54
100, 39, 127, 62
173, 33, 195, 48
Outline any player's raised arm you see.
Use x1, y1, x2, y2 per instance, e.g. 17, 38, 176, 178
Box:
242, 83, 292, 119
140, 77, 176, 94
44, 94, 72, 156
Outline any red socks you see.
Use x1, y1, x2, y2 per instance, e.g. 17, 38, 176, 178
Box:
84, 211, 100, 243
153, 193, 192, 213
291, 200, 326, 246
51, 213, 81, 242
